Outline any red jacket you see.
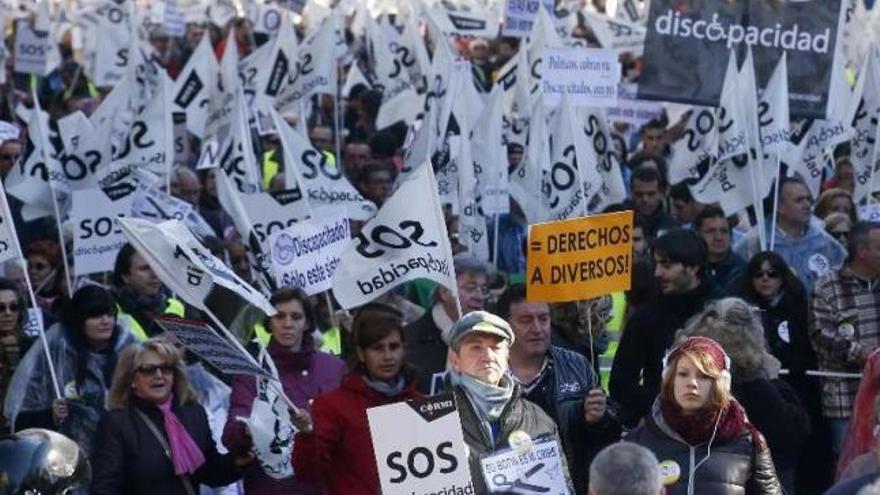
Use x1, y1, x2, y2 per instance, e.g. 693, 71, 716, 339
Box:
292, 371, 421, 495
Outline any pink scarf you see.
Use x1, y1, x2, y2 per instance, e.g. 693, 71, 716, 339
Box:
157, 397, 205, 475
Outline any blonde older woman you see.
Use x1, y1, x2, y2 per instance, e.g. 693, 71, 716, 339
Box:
91, 338, 249, 495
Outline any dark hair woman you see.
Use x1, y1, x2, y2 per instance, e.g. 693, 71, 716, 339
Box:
738, 252, 835, 495
292, 303, 421, 495
3, 285, 135, 456
91, 338, 248, 494
222, 288, 345, 494
626, 337, 782, 494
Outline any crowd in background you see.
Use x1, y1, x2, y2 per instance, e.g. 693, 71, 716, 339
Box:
1, 0, 880, 494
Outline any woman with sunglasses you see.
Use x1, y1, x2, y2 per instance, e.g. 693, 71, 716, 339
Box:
738, 251, 834, 491
91, 337, 249, 495
3, 285, 135, 456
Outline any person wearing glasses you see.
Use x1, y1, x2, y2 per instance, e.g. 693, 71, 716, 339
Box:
3, 285, 135, 456
404, 255, 491, 394
497, 284, 620, 494
91, 338, 249, 495
0, 277, 29, 433
825, 212, 854, 247
739, 251, 835, 494
811, 221, 880, 455
25, 240, 65, 313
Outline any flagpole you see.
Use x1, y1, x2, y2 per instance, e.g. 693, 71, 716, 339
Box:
47, 182, 74, 297
769, 153, 781, 251
203, 308, 301, 414
334, 61, 343, 171
0, 185, 61, 399
867, 131, 880, 205
748, 152, 767, 252
492, 213, 500, 267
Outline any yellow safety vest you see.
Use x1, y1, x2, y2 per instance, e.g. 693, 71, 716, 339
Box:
121, 298, 186, 342
252, 322, 342, 356
262, 149, 280, 191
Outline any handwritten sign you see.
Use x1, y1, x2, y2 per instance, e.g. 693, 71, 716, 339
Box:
541, 47, 621, 107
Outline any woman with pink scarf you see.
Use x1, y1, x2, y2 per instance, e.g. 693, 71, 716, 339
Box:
91, 338, 251, 495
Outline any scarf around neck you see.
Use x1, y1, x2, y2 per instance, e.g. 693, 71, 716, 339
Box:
363, 373, 406, 397
449, 369, 515, 426
156, 396, 205, 475
659, 396, 764, 449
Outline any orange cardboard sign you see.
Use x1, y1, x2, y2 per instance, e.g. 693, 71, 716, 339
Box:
526, 211, 633, 302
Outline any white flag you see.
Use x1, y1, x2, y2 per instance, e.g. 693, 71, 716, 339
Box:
668, 107, 719, 185
274, 111, 376, 221
332, 161, 456, 309
115, 69, 175, 179
545, 93, 588, 221
342, 62, 371, 98
510, 100, 548, 224
716, 52, 748, 163
473, 87, 509, 216
6, 94, 67, 221
581, 11, 645, 56
218, 88, 263, 194
370, 15, 422, 129
117, 217, 275, 314
173, 34, 219, 138
582, 108, 627, 212
0, 180, 22, 265
759, 53, 791, 157
274, 15, 339, 112
845, 46, 880, 202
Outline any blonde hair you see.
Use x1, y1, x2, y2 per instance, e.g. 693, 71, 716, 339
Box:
660, 348, 731, 411
107, 337, 198, 409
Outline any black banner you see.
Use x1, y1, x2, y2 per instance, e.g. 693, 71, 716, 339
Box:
638, 0, 844, 119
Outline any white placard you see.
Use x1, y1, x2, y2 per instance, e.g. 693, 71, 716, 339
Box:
268, 214, 349, 295
163, 0, 187, 36
14, 20, 51, 76
541, 47, 620, 108
480, 437, 569, 494
71, 186, 133, 275
367, 393, 473, 495
859, 204, 880, 222
502, 0, 556, 38
605, 83, 664, 125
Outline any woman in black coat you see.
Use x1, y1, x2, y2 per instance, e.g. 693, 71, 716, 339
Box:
738, 251, 835, 493
91, 337, 250, 495
626, 336, 782, 495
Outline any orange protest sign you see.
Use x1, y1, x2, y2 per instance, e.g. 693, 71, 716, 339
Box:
526, 211, 633, 303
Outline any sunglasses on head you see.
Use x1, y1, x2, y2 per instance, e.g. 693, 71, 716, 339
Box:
753, 270, 781, 280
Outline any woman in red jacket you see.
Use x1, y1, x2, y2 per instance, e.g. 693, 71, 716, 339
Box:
292, 303, 421, 494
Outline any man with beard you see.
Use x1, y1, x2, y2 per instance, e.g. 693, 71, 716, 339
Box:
609, 229, 721, 426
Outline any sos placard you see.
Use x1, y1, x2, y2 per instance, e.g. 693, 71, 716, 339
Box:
367, 393, 473, 495
71, 186, 133, 275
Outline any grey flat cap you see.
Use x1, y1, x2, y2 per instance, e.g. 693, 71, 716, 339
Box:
449, 311, 515, 348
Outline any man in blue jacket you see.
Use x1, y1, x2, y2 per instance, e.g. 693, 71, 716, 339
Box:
498, 283, 621, 494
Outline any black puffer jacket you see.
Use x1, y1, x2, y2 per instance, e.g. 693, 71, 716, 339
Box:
91, 396, 241, 495
626, 402, 782, 495
452, 383, 575, 494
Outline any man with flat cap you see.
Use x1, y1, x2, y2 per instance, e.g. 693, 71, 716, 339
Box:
446, 311, 574, 493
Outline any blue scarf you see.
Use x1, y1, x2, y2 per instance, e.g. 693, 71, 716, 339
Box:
448, 369, 514, 442
363, 374, 406, 397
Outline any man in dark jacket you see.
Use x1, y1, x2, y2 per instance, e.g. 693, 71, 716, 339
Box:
446, 311, 574, 494
696, 205, 746, 291
497, 283, 621, 494
610, 229, 721, 426
405, 255, 490, 394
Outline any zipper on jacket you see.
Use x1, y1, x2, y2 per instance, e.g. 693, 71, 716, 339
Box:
687, 446, 696, 495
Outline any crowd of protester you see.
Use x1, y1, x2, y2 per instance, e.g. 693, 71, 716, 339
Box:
2, 1, 880, 495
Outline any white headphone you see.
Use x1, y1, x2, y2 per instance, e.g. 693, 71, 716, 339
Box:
661, 339, 732, 393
